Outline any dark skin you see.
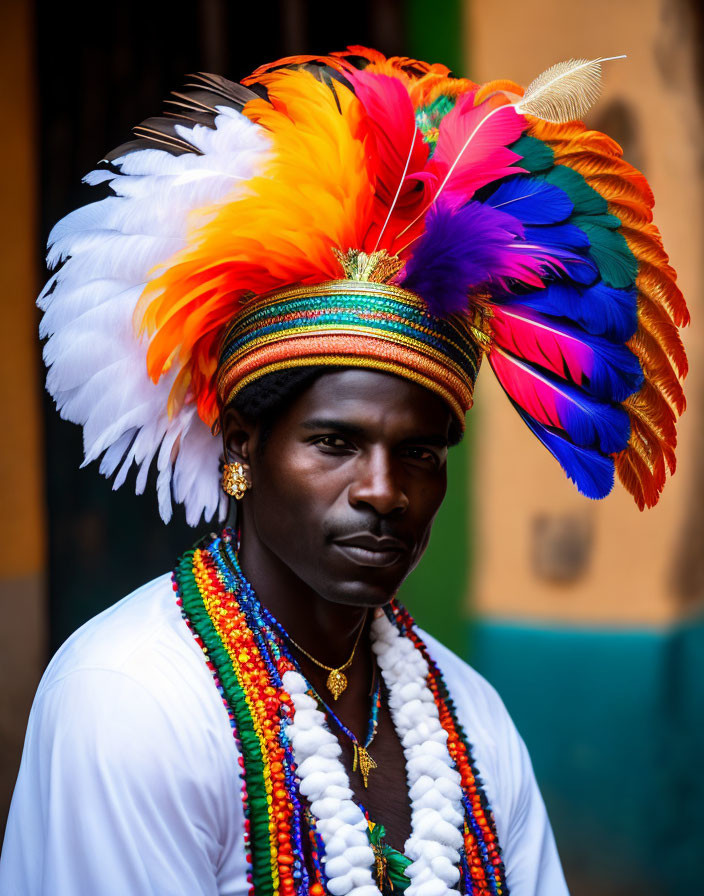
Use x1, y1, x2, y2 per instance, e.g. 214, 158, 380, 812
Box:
221, 369, 454, 851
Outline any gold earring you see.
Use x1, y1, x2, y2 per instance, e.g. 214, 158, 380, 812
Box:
222, 462, 250, 500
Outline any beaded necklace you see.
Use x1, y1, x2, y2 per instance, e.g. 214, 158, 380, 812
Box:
262, 603, 382, 789
316, 672, 381, 788
174, 529, 508, 896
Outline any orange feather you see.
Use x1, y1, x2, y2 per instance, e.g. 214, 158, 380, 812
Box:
636, 291, 688, 378
473, 79, 523, 104
587, 173, 653, 213
243, 46, 476, 113
627, 327, 686, 415
637, 261, 690, 327
137, 68, 374, 426
606, 202, 652, 228
615, 435, 666, 509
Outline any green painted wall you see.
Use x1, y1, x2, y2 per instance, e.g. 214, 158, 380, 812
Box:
407, 0, 464, 76
472, 617, 704, 893
398, 0, 472, 657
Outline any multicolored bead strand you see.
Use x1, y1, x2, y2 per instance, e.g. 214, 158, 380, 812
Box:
173, 530, 509, 896
391, 603, 507, 896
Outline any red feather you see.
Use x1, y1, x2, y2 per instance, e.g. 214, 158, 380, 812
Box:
344, 69, 431, 250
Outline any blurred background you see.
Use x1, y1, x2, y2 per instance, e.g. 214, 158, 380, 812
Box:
2, 0, 702, 892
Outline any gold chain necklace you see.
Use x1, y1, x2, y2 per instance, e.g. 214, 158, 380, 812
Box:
285, 609, 368, 700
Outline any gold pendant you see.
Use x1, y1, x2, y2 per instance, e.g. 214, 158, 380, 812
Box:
374, 852, 388, 885
353, 743, 377, 788
326, 668, 348, 700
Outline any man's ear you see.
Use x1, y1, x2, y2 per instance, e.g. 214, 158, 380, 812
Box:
220, 405, 256, 464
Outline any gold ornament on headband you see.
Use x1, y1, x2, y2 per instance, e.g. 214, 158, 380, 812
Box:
332, 248, 404, 284
223, 462, 250, 500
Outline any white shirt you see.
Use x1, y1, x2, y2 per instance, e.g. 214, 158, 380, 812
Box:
0, 574, 569, 895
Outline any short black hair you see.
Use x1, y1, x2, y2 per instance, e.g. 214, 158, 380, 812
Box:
232, 367, 336, 450
231, 366, 463, 449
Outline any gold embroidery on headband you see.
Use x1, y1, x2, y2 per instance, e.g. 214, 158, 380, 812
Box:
332, 248, 404, 284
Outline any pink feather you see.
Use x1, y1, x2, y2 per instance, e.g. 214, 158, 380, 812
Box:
492, 305, 593, 382
426, 93, 527, 210
488, 345, 630, 453
490, 304, 643, 401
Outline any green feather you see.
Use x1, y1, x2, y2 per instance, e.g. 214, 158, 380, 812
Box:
541, 165, 607, 215
542, 169, 635, 284
571, 212, 622, 230
368, 822, 384, 847
578, 221, 638, 287
510, 134, 555, 172
416, 95, 457, 151
367, 822, 412, 892
386, 850, 413, 890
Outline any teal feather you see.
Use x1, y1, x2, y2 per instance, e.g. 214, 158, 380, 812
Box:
510, 135, 555, 173
540, 165, 607, 215
571, 213, 622, 230
577, 221, 638, 287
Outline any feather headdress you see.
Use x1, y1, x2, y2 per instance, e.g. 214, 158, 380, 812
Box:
39, 47, 688, 524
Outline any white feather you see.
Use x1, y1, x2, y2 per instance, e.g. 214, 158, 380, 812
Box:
98, 430, 136, 477
515, 55, 626, 123
40, 107, 271, 524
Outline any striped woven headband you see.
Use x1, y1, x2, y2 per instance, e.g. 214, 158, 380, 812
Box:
216, 281, 484, 425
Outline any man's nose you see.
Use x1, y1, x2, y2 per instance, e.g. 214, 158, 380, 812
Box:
348, 449, 409, 516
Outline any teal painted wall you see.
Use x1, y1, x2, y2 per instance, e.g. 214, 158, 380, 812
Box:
471, 617, 704, 893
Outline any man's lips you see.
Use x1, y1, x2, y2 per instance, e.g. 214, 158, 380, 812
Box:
331, 533, 408, 568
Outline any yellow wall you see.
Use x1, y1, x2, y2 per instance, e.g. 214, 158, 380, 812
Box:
467, 0, 702, 625
1, 2, 44, 573
0, 0, 46, 834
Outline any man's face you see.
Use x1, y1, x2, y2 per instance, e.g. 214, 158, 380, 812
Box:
231, 369, 454, 607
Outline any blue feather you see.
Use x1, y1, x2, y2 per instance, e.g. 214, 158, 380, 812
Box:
521, 224, 598, 284
508, 282, 638, 343
495, 303, 644, 401
524, 223, 590, 251
558, 384, 630, 453
513, 402, 615, 499
486, 176, 573, 225
489, 348, 632, 454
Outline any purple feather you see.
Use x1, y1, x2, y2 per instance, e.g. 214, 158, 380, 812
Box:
399, 200, 563, 317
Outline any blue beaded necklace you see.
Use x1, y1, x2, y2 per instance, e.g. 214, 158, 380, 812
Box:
219, 532, 383, 788
289, 649, 382, 788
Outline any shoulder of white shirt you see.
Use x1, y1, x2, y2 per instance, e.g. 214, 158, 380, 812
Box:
39, 573, 513, 741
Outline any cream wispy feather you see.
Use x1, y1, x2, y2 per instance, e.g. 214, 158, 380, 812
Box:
515, 56, 626, 123
39, 108, 271, 525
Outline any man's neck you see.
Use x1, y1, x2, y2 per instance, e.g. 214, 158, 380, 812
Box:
237, 524, 374, 727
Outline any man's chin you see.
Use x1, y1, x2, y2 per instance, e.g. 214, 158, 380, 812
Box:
315, 569, 408, 608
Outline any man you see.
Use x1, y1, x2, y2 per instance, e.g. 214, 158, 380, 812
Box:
0, 48, 686, 895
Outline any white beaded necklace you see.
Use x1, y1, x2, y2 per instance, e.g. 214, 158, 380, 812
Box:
283, 610, 465, 896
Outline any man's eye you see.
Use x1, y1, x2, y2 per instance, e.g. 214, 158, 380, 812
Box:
403, 446, 442, 466
314, 435, 352, 450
